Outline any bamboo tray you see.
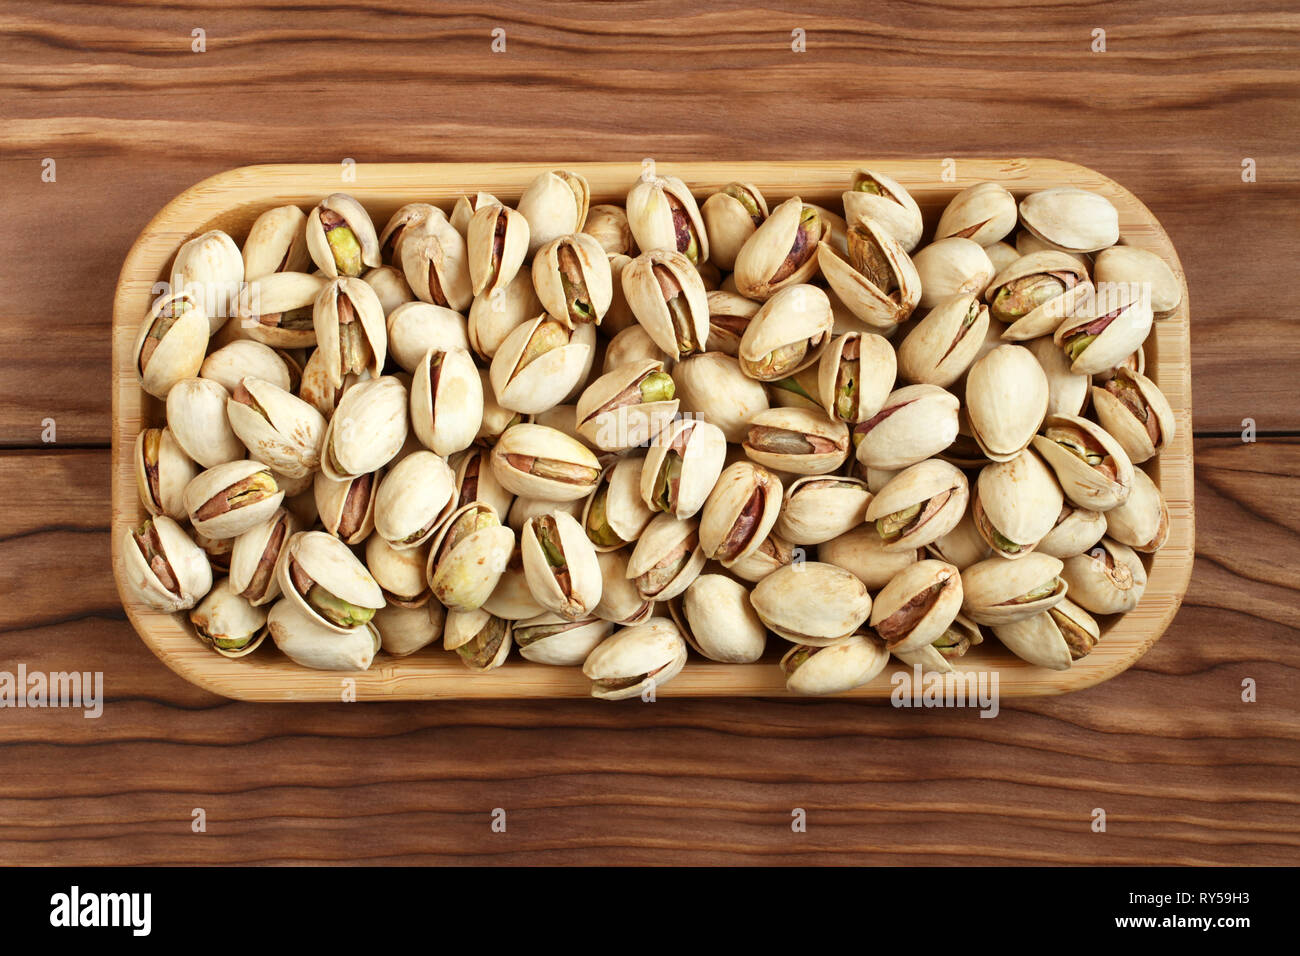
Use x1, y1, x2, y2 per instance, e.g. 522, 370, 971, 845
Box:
111, 160, 1194, 701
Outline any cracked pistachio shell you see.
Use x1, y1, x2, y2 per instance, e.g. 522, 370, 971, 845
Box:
170, 230, 243, 333
453, 445, 514, 521
1093, 246, 1181, 312
853, 383, 960, 471
189, 578, 268, 657
1018, 188, 1120, 254
1037, 503, 1107, 560
913, 237, 996, 310
582, 204, 636, 257
313, 277, 387, 389
868, 559, 963, 654
701, 183, 768, 271
705, 290, 760, 357
810, 204, 849, 258
699, 461, 783, 564
593, 548, 654, 626
738, 284, 833, 381
400, 214, 473, 312
320, 375, 408, 480
743, 406, 850, 476
782, 633, 890, 696
575, 359, 679, 453
490, 423, 602, 502
443, 608, 513, 671
268, 597, 380, 670
992, 596, 1099, 670
165, 378, 242, 467
425, 503, 515, 613
896, 294, 989, 389
363, 265, 415, 317
733, 197, 827, 300
242, 205, 310, 280
448, 195, 494, 240
582, 455, 654, 552
228, 507, 298, 606
1031, 413, 1134, 512
226, 376, 326, 479
532, 232, 613, 328
296, 350, 368, 421
192, 528, 234, 574
374, 600, 445, 657
313, 469, 378, 545
818, 218, 921, 328
972, 449, 1063, 559
582, 618, 688, 700
821, 525, 920, 590
752, 561, 873, 646
517, 170, 590, 256
728, 532, 795, 584
672, 574, 766, 663
864, 458, 969, 552
121, 515, 213, 612
235, 272, 326, 348
774, 475, 871, 546
411, 347, 483, 457
934, 182, 1018, 245
622, 249, 710, 360
134, 288, 209, 399
276, 529, 385, 633
521, 511, 603, 621
365, 532, 430, 604
626, 513, 707, 602
641, 419, 728, 519
489, 316, 594, 415
986, 251, 1093, 341
925, 509, 992, 571
673, 352, 769, 443
960, 552, 1066, 625
135, 427, 198, 520
481, 547, 545, 620
965, 344, 1049, 461
306, 194, 380, 278
468, 202, 530, 298
1061, 538, 1147, 614
386, 300, 470, 373
1026, 334, 1089, 418
515, 613, 612, 666
200, 340, 291, 394
469, 268, 542, 360
379, 203, 444, 263
184, 459, 285, 539
841, 168, 923, 252
818, 331, 897, 424
374, 450, 456, 550
1089, 367, 1175, 464
1104, 466, 1169, 553
626, 174, 709, 265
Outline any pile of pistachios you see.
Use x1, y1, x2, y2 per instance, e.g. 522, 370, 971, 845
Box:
124, 168, 1181, 698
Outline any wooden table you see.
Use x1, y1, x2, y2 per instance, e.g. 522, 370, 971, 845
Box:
2, 1, 1296, 865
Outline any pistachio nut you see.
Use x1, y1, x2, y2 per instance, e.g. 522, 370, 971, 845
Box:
593, 548, 654, 626
312, 277, 387, 389
575, 359, 678, 453
467, 201, 530, 298
769, 363, 826, 412
820, 525, 920, 590
671, 574, 766, 663
1018, 187, 1120, 254
453, 444, 515, 521
399, 213, 473, 312
305, 193, 381, 278
781, 633, 890, 696
276, 529, 385, 632
411, 347, 484, 457
515, 612, 612, 666
480, 545, 545, 621
242, 204, 311, 280
868, 559, 963, 654
1026, 334, 1089, 418
1089, 367, 1175, 464
378, 202, 444, 263
1060, 538, 1147, 614
235, 271, 327, 348
743, 406, 850, 476
852, 383, 960, 470
621, 248, 710, 360
425, 502, 515, 613
189, 578, 268, 657
985, 251, 1092, 341
727, 531, 795, 583
373, 450, 456, 550
912, 237, 996, 310
443, 608, 513, 672
521, 511, 603, 621
1036, 502, 1107, 560
1104, 466, 1169, 553
268, 597, 380, 670
640, 418, 728, 519
705, 290, 760, 357
965, 344, 1050, 461
817, 217, 921, 327
602, 323, 675, 375
1093, 245, 1181, 313
1031, 413, 1134, 511
134, 288, 209, 399
626, 174, 709, 265
490, 423, 602, 502
313, 470, 377, 545
751, 561, 873, 646
135, 427, 198, 520
971, 448, 1063, 559
517, 169, 590, 256
225, 376, 326, 478
581, 456, 654, 553
468, 268, 542, 360
184, 459, 284, 539
170, 230, 244, 332
774, 474, 871, 546
840, 168, 923, 252
934, 182, 1018, 245
960, 552, 1066, 625
700, 182, 768, 271
201, 339, 292, 395
384, 300, 470, 373
228, 507, 297, 606
818, 331, 897, 424
892, 613, 983, 674
698, 461, 783, 564
865, 458, 969, 552
733, 197, 827, 300
896, 293, 989, 388
626, 513, 707, 602
582, 618, 688, 700
489, 315, 595, 415
374, 600, 445, 657
296, 349, 368, 421
737, 283, 833, 381
991, 596, 1099, 670
365, 532, 430, 605
449, 194, 495, 239
532, 233, 614, 328
582, 203, 636, 257
192, 529, 234, 575
121, 515, 213, 612
320, 375, 409, 481
925, 508, 993, 571
671, 351, 770, 443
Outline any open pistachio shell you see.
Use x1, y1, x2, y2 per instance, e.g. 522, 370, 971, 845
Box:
135, 427, 199, 520
1019, 188, 1120, 254
453, 445, 514, 519
896, 294, 989, 389
727, 531, 795, 583
971, 449, 1063, 559
235, 272, 327, 348
672, 574, 766, 663
1036, 503, 1107, 560
442, 608, 513, 672
965, 344, 1049, 461
533, 233, 614, 328
621, 248, 710, 360
743, 406, 850, 476
410, 347, 483, 457
313, 277, 387, 390
306, 193, 381, 278
313, 469, 378, 545
913, 237, 996, 310
733, 197, 827, 300
1060, 538, 1146, 614
751, 561, 872, 646
515, 613, 612, 666
189, 578, 268, 658
228, 507, 297, 606
581, 455, 654, 552
374, 450, 456, 550
934, 182, 1018, 245
821, 525, 920, 590
816, 330, 898, 427
924, 507, 992, 570
1104, 466, 1169, 553
626, 513, 707, 602
582, 618, 688, 700
853, 383, 960, 471
960, 552, 1066, 625
1031, 413, 1134, 512
399, 214, 473, 312
489, 315, 595, 415
379, 202, 445, 263
991, 597, 1101, 670
986, 251, 1092, 341
640, 418, 728, 519
626, 174, 709, 264
170, 230, 244, 333
225, 376, 326, 479
701, 183, 767, 271
242, 204, 311, 280
865, 458, 969, 552
449, 195, 494, 238
134, 288, 209, 399
672, 352, 770, 443
374, 600, 445, 657
698, 461, 783, 564
386, 301, 470, 373
891, 611, 983, 673
593, 548, 654, 626
1053, 285, 1154, 376
774, 475, 871, 546
841, 168, 923, 252
737, 284, 834, 381
1093, 245, 1181, 313
575, 358, 679, 452
365, 533, 430, 605
869, 559, 963, 654
320, 375, 409, 481
781, 633, 890, 696
1089, 367, 1174, 464
276, 530, 385, 634
184, 459, 284, 539
704, 290, 760, 356
425, 502, 515, 613
521, 511, 604, 621
467, 202, 530, 298
1026, 334, 1090, 418
817, 217, 920, 328
517, 169, 590, 256
121, 515, 213, 612
490, 423, 602, 502
268, 598, 380, 671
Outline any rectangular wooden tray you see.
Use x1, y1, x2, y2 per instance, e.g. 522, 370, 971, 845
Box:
111, 160, 1194, 701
